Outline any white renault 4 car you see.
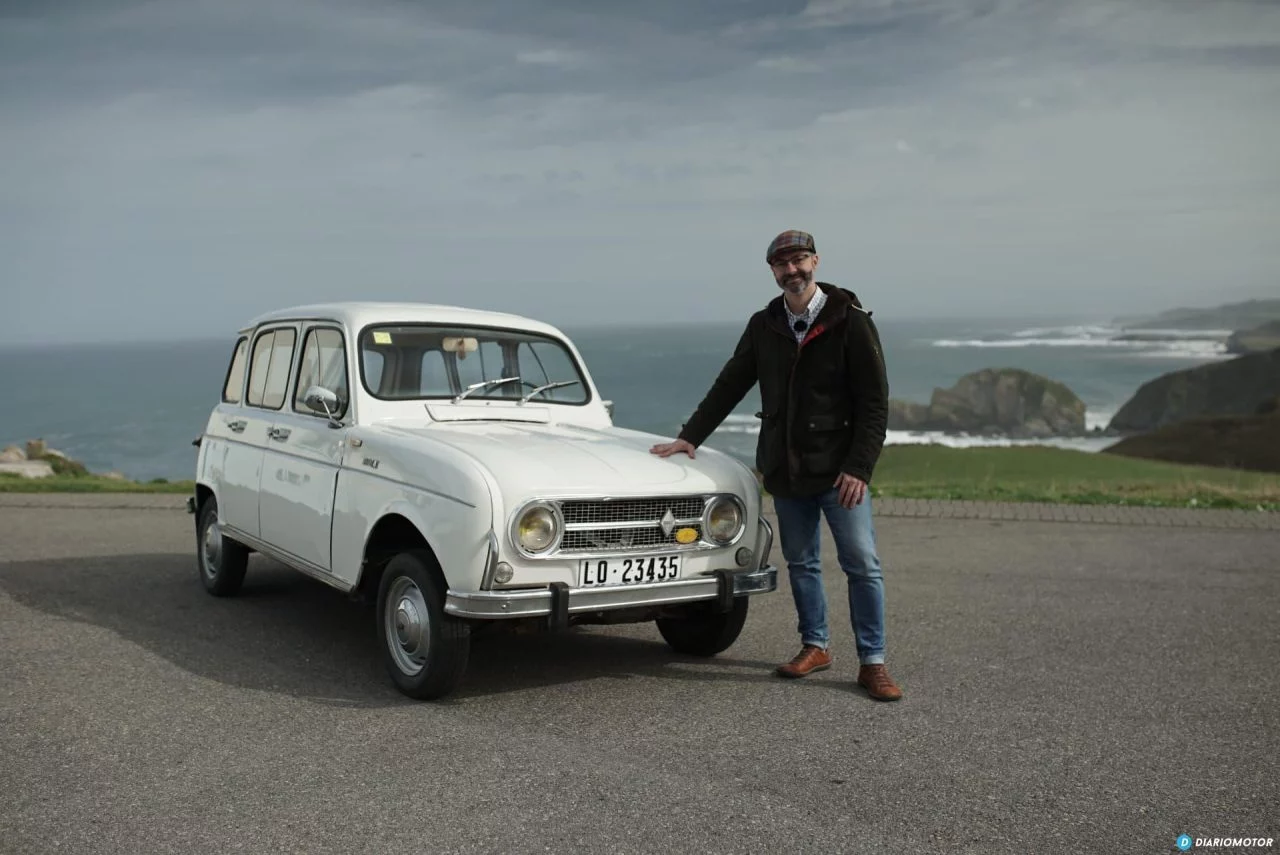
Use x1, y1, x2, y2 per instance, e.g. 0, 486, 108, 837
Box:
191, 302, 777, 699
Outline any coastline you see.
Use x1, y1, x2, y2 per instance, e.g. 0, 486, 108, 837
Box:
0, 314, 1259, 485
6, 445, 1278, 511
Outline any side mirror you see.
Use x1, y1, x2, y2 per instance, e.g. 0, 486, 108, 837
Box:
603, 399, 615, 418
304, 385, 343, 428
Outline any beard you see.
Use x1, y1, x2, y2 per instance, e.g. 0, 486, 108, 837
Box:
775, 268, 815, 296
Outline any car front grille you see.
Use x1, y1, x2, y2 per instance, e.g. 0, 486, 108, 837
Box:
555, 496, 707, 554
560, 497, 704, 526
561, 523, 705, 552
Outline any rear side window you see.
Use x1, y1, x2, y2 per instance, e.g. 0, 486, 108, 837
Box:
294, 327, 349, 418
222, 337, 248, 403
246, 328, 298, 410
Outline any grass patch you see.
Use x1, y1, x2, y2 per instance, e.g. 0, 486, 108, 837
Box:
0, 473, 196, 494
869, 445, 1280, 510
4, 445, 1279, 510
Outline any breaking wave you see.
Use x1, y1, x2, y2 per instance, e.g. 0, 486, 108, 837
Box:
931, 325, 1232, 359
713, 408, 1120, 452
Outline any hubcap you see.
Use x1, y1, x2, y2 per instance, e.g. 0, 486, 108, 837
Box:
202, 517, 222, 578
385, 577, 430, 676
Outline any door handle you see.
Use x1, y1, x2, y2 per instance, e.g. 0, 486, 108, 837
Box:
268, 427, 292, 441
225, 419, 246, 433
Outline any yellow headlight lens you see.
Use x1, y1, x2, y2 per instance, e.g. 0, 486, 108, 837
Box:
706, 498, 743, 544
517, 506, 558, 552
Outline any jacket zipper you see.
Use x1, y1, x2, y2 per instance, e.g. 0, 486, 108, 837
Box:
769, 311, 847, 484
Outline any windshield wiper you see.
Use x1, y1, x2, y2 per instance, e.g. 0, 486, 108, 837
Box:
519, 380, 580, 405
454, 376, 522, 403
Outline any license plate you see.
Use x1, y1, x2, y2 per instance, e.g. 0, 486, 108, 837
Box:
579, 554, 682, 587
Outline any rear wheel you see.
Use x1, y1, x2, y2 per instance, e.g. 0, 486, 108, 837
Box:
656, 597, 750, 656
376, 549, 471, 700
197, 497, 249, 596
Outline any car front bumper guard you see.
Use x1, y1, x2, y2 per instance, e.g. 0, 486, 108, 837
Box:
443, 564, 778, 622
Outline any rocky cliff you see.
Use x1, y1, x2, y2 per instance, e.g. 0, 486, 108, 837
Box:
888, 368, 1087, 437
1226, 321, 1280, 355
0, 439, 100, 479
1107, 348, 1280, 432
1104, 410, 1280, 473
1115, 298, 1280, 331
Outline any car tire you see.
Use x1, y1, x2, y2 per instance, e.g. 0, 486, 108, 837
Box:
197, 497, 249, 596
376, 549, 471, 700
656, 596, 750, 656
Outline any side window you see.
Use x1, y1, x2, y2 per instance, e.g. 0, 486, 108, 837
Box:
420, 351, 449, 396
294, 328, 349, 418
222, 337, 248, 404
516, 340, 588, 402
262, 329, 297, 410
246, 332, 275, 407
363, 350, 385, 395
246, 327, 297, 410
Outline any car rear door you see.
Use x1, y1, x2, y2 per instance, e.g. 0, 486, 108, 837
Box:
216, 323, 299, 539
258, 323, 350, 573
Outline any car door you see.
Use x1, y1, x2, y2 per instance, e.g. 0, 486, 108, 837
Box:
258, 323, 350, 573
210, 326, 297, 539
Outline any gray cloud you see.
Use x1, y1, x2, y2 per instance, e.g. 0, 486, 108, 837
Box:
1, 0, 1278, 344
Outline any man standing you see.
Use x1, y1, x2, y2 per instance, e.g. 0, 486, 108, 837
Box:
649, 230, 902, 701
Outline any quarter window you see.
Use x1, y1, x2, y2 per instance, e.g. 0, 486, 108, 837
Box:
246, 328, 297, 410
222, 337, 248, 404
294, 328, 349, 418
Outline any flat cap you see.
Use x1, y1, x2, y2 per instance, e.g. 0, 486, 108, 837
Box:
766, 230, 816, 263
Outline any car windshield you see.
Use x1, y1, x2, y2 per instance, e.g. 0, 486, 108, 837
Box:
359, 324, 590, 404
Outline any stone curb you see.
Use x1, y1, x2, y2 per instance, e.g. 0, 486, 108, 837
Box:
2, 493, 1276, 530
871, 497, 1279, 530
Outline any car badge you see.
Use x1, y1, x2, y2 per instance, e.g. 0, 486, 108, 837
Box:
660, 509, 676, 537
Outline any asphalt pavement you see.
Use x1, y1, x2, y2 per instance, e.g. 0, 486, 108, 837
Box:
1, 496, 1276, 854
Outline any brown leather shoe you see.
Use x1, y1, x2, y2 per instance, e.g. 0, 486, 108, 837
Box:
775, 645, 832, 678
857, 664, 903, 701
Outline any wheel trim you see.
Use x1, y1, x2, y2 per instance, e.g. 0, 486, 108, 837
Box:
386, 576, 430, 676
201, 516, 222, 579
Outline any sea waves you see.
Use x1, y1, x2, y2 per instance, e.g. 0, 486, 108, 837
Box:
931, 325, 1232, 359
712, 412, 1120, 454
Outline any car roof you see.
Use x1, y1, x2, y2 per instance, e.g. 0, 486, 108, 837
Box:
241, 302, 567, 339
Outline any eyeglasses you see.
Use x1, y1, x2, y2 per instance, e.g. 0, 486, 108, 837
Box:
770, 252, 813, 270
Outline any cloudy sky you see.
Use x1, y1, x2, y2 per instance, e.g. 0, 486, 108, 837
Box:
2, 0, 1278, 345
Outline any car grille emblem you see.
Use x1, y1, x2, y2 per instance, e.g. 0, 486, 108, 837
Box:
660, 508, 676, 537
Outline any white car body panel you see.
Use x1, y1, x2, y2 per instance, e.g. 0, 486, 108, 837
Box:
194, 301, 776, 614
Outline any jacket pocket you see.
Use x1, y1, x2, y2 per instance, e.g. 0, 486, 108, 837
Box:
797, 413, 853, 476
754, 409, 785, 479
804, 414, 851, 432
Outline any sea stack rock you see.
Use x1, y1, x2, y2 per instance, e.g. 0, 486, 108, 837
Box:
888, 368, 1087, 437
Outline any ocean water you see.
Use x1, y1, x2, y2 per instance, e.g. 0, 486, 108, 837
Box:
0, 317, 1232, 482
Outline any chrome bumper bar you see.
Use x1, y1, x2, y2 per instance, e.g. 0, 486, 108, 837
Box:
444, 565, 778, 620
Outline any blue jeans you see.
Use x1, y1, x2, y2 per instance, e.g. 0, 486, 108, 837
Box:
772, 489, 886, 665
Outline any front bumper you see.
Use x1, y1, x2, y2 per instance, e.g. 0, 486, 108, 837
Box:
444, 564, 778, 621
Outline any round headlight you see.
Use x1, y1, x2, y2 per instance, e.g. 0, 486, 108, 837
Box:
516, 504, 559, 554
705, 496, 744, 545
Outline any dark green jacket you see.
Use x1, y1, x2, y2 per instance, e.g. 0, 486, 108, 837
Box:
678, 282, 890, 497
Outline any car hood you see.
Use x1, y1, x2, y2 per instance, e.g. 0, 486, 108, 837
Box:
374, 421, 753, 500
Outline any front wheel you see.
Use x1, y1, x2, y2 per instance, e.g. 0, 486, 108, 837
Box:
656, 597, 750, 656
376, 550, 471, 700
197, 497, 249, 596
